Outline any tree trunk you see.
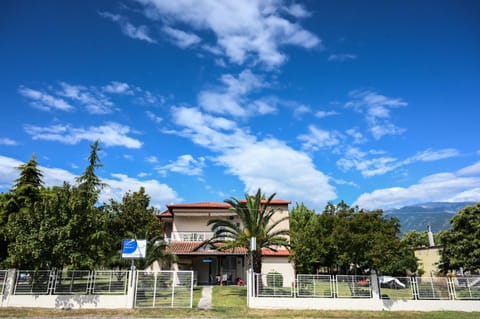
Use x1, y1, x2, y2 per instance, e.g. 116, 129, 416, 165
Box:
253, 250, 262, 274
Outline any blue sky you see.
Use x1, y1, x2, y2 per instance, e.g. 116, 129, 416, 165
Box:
1, 0, 479, 211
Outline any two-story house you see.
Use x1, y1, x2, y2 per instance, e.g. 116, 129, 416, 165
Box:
157, 200, 293, 285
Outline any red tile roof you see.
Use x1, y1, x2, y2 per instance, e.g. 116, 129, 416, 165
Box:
165, 200, 290, 211
167, 202, 231, 210
261, 248, 291, 257
168, 241, 290, 257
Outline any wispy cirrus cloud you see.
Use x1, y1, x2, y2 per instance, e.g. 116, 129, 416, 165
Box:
328, 53, 357, 62
298, 125, 342, 151
345, 89, 407, 140
354, 161, 480, 209
315, 110, 339, 118
23, 122, 143, 148
59, 82, 115, 114
337, 147, 460, 177
157, 154, 205, 176
18, 86, 74, 112
99, 11, 156, 43
19, 81, 160, 115
134, 0, 320, 67
161, 26, 201, 48
0, 138, 18, 146
146, 111, 163, 124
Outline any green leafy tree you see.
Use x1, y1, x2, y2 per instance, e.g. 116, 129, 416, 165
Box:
440, 202, 480, 273
289, 201, 417, 275
106, 187, 168, 268
207, 189, 289, 273
1, 154, 46, 268
402, 230, 429, 249
289, 203, 320, 273
12, 154, 44, 206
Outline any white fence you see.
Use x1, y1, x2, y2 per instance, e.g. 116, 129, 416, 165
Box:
0, 269, 193, 309
135, 270, 194, 308
248, 272, 480, 312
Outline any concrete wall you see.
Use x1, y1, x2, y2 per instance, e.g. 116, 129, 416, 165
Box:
1, 269, 136, 309
415, 246, 442, 276
249, 297, 480, 312
261, 257, 295, 287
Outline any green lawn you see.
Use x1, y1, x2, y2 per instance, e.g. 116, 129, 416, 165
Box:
0, 286, 479, 318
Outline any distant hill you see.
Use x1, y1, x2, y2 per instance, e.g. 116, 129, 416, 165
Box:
384, 202, 475, 234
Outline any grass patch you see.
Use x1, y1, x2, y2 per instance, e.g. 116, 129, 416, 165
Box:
0, 286, 479, 318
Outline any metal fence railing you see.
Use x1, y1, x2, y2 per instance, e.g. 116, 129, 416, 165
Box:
254, 272, 293, 297
135, 271, 194, 308
415, 276, 451, 300
379, 276, 414, 300
252, 273, 480, 301
296, 274, 334, 298
13, 270, 53, 295
54, 270, 91, 294
92, 270, 129, 295
451, 276, 480, 300
10, 270, 130, 295
336, 275, 372, 298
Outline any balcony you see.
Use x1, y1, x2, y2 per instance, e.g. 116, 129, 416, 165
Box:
171, 231, 214, 242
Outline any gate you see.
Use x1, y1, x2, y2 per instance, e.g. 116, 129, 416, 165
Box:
135, 270, 194, 308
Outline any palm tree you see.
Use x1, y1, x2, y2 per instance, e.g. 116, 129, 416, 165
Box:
207, 189, 289, 273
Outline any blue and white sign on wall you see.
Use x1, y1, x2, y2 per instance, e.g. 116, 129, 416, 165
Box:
122, 239, 147, 259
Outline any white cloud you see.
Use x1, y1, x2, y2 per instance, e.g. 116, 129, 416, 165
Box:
315, 110, 339, 118
24, 122, 143, 149
170, 106, 337, 208
337, 147, 460, 177
298, 125, 341, 151
328, 53, 357, 62
146, 111, 163, 124
0, 156, 24, 189
135, 0, 320, 67
337, 147, 398, 177
157, 154, 205, 176
170, 106, 254, 150
198, 69, 270, 117
354, 162, 480, 209
346, 128, 367, 144
59, 82, 114, 114
405, 148, 460, 164
0, 138, 18, 146
162, 26, 201, 48
102, 173, 180, 207
99, 11, 156, 43
457, 161, 480, 176
215, 138, 336, 208
18, 87, 74, 112
145, 156, 158, 164
102, 81, 133, 95
345, 90, 407, 140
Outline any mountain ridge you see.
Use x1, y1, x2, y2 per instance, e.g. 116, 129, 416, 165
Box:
384, 201, 475, 233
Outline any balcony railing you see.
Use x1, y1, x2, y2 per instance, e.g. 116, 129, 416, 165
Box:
171, 231, 214, 242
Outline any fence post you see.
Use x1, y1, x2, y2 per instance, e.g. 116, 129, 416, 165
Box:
246, 269, 252, 307
1, 269, 16, 307
370, 271, 381, 300
126, 269, 136, 308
